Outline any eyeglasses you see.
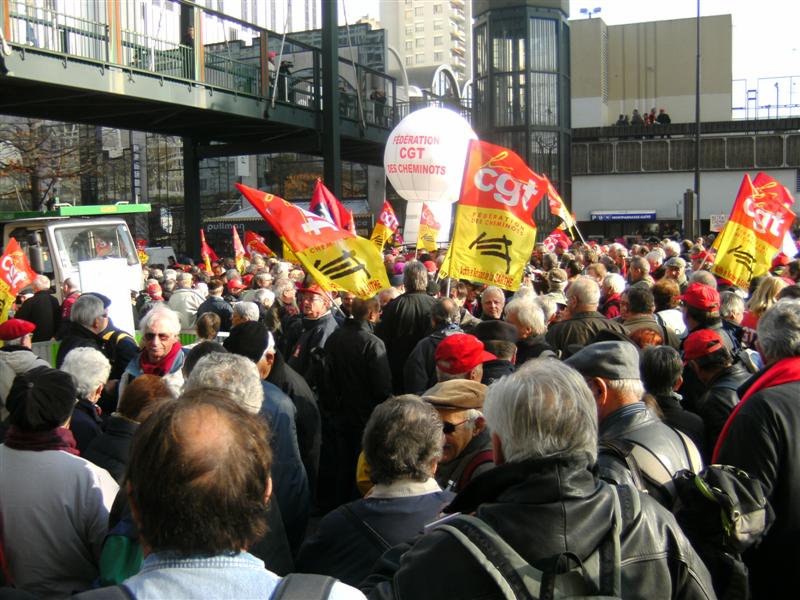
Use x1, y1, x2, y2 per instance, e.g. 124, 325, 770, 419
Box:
144, 332, 173, 341
442, 419, 471, 435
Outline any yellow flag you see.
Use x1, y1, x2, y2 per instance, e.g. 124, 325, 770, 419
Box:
416, 203, 440, 252
237, 184, 390, 298
370, 200, 399, 251
440, 141, 546, 290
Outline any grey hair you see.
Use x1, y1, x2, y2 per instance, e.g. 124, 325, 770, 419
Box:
505, 298, 546, 336
663, 241, 681, 257
233, 301, 260, 322
757, 299, 800, 361
32, 274, 50, 291
163, 269, 177, 281
603, 273, 626, 295
690, 270, 718, 289
139, 304, 182, 335
605, 378, 645, 402
362, 395, 444, 484
431, 297, 459, 326
567, 276, 601, 308
436, 365, 482, 383
70, 294, 105, 328
645, 250, 663, 266
630, 256, 649, 273
272, 277, 295, 297
533, 295, 557, 323
63, 277, 79, 292
176, 272, 193, 287
61, 347, 111, 399
253, 288, 275, 308
254, 273, 273, 286
482, 286, 505, 302
610, 243, 628, 257
513, 285, 535, 301
720, 291, 745, 319
484, 359, 598, 463
403, 261, 429, 292
184, 352, 264, 414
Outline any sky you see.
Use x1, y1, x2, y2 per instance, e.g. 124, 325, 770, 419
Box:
340, 0, 800, 115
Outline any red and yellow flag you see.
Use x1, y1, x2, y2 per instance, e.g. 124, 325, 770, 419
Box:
0, 238, 37, 323
236, 184, 390, 298
440, 140, 546, 290
542, 228, 572, 253
199, 229, 217, 274
244, 230, 275, 258
546, 177, 576, 230
370, 200, 400, 251
232, 227, 246, 273
711, 173, 796, 289
416, 203, 441, 252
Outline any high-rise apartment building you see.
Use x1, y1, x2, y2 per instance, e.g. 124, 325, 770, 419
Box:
381, 0, 472, 85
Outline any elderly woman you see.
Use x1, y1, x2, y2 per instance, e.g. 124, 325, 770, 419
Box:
296, 395, 453, 587
61, 346, 112, 453
741, 275, 788, 348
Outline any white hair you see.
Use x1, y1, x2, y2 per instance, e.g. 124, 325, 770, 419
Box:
139, 304, 182, 335
603, 273, 626, 295
645, 250, 664, 266
757, 299, 800, 362
605, 378, 645, 402
233, 301, 260, 322
61, 347, 111, 399
32, 275, 50, 292
484, 359, 598, 463
567, 276, 601, 307
253, 288, 275, 308
690, 270, 718, 290
533, 295, 557, 323
184, 352, 264, 414
663, 241, 681, 257
505, 298, 546, 336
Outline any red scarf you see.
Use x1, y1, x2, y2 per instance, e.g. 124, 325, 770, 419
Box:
140, 341, 183, 377
712, 356, 800, 461
3, 426, 80, 456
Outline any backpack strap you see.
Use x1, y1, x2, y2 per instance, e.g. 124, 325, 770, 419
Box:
271, 573, 337, 600
458, 449, 495, 490
338, 504, 391, 552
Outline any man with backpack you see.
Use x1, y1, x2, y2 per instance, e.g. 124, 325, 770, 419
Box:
364, 360, 715, 599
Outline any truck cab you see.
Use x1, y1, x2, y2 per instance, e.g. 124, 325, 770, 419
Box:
0, 203, 150, 302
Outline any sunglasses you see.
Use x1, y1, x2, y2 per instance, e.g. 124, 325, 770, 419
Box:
144, 332, 173, 341
442, 419, 470, 435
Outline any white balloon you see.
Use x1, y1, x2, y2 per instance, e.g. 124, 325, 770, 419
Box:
384, 107, 478, 204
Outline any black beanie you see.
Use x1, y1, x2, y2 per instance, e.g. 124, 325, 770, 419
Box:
7, 366, 77, 431
223, 321, 269, 363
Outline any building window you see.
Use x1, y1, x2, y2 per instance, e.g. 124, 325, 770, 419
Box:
434, 20, 443, 31
433, 4, 443, 14
434, 51, 443, 61
405, 10, 412, 19
406, 56, 413, 66
416, 53, 425, 64
416, 38, 425, 48
415, 23, 424, 32
414, 6, 424, 16
405, 41, 413, 51
434, 36, 442, 46
405, 25, 413, 35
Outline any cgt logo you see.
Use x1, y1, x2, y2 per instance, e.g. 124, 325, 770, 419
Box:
743, 196, 785, 236
473, 152, 541, 212
1, 253, 29, 290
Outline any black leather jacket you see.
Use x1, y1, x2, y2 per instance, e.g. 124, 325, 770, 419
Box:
364, 455, 715, 599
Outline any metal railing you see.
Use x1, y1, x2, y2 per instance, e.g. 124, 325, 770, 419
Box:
8, 7, 108, 63
120, 29, 192, 79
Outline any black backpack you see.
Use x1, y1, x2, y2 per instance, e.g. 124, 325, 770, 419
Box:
434, 484, 638, 599
672, 465, 773, 600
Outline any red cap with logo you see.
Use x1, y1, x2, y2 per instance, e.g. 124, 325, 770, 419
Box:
298, 283, 327, 298
227, 279, 246, 291
683, 329, 724, 361
423, 260, 437, 274
679, 283, 720, 311
435, 333, 496, 375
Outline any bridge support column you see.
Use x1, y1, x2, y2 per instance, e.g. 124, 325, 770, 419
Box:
321, 0, 341, 198
183, 137, 201, 260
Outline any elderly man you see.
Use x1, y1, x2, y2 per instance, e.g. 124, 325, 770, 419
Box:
230, 300, 260, 329
422, 379, 494, 493
284, 284, 338, 386
628, 255, 654, 287
0, 319, 49, 415
56, 293, 108, 367
366, 360, 715, 599
664, 256, 689, 292
473, 320, 518, 385
479, 286, 505, 320
504, 297, 556, 365
433, 332, 496, 385
15, 274, 60, 341
546, 276, 628, 358
0, 367, 118, 597
565, 341, 702, 508
240, 271, 274, 303
376, 261, 437, 392
296, 396, 453, 587
168, 271, 204, 329
120, 305, 185, 397
620, 286, 680, 349
714, 300, 800, 598
403, 297, 462, 395
77, 391, 364, 600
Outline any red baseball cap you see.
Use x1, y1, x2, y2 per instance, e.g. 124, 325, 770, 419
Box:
772, 253, 791, 269
423, 260, 437, 274
680, 283, 720, 311
0, 318, 35, 341
298, 283, 327, 298
691, 250, 710, 261
435, 334, 496, 375
242, 274, 254, 286
683, 329, 724, 361
227, 279, 245, 291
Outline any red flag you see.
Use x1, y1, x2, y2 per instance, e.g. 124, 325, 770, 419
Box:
199, 229, 217, 274
232, 227, 246, 272
244, 230, 275, 257
542, 228, 572, 253
310, 179, 355, 233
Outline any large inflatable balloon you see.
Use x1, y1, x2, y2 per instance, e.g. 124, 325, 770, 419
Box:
384, 107, 478, 204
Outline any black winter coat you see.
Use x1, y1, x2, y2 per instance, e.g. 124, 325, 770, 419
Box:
545, 311, 629, 358
364, 455, 716, 600
55, 321, 104, 368
695, 362, 750, 458
402, 325, 462, 395
83, 415, 138, 483
15, 290, 60, 342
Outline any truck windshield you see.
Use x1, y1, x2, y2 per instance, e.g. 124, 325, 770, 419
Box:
53, 223, 138, 268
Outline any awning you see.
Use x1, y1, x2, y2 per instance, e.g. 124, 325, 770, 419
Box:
590, 210, 656, 222
204, 200, 371, 224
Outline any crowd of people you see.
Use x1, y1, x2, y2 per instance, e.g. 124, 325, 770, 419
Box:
0, 234, 799, 599
615, 107, 671, 126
